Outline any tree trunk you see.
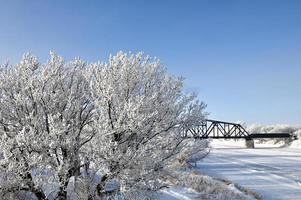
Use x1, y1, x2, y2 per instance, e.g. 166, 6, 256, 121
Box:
56, 189, 68, 200
24, 171, 48, 200
96, 174, 109, 198
56, 179, 70, 200
56, 172, 72, 200
32, 188, 48, 200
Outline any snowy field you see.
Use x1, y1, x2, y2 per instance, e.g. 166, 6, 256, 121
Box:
196, 140, 301, 200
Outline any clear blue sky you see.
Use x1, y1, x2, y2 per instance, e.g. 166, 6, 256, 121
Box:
0, 0, 300, 125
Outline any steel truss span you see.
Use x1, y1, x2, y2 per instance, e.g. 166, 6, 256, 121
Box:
183, 119, 297, 140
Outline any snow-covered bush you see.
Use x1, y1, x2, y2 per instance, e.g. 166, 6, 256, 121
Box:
0, 52, 207, 199
176, 139, 210, 167
248, 124, 299, 135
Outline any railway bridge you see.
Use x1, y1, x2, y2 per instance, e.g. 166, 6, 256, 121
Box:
183, 119, 297, 148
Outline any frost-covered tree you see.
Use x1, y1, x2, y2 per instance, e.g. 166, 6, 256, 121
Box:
0, 52, 207, 200
86, 52, 207, 198
0, 53, 96, 200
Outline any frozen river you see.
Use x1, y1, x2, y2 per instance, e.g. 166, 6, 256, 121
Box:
197, 140, 301, 200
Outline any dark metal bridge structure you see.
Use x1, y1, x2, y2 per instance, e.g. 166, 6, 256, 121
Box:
183, 119, 297, 140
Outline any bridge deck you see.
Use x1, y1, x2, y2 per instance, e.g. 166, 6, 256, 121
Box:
248, 133, 297, 139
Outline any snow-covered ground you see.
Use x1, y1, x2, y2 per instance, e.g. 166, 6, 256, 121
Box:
197, 140, 301, 200
160, 187, 201, 200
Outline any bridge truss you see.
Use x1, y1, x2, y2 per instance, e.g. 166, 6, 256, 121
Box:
183, 119, 297, 140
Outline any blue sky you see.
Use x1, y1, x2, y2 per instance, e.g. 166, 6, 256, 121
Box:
0, 0, 300, 125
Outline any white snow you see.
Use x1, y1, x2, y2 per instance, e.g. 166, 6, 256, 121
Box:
290, 138, 301, 148
197, 139, 301, 200
160, 187, 200, 200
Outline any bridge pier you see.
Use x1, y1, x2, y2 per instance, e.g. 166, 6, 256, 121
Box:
245, 138, 255, 148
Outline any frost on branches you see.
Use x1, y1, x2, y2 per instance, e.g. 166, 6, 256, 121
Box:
0, 52, 207, 200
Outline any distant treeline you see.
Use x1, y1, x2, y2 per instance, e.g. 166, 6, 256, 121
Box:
247, 124, 301, 144
248, 124, 301, 135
